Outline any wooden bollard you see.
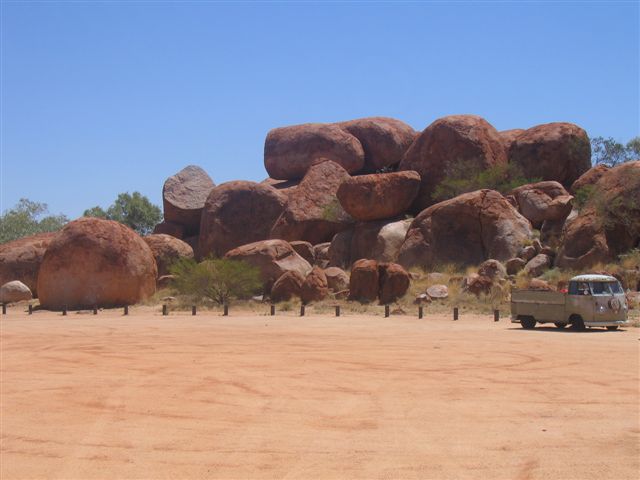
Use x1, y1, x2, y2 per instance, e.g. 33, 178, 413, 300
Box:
453, 307, 459, 321
418, 306, 423, 319
270, 304, 275, 316
494, 309, 500, 322
300, 304, 305, 317
124, 305, 129, 316
223, 304, 229, 316
28, 304, 33, 315
192, 305, 197, 316
335, 305, 340, 317
384, 305, 390, 318
93, 306, 98, 315
162, 304, 168, 316
1, 303, 6, 315
62, 305, 67, 316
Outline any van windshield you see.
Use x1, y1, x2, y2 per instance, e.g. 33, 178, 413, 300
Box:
590, 282, 623, 295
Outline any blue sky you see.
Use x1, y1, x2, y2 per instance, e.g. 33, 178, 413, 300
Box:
1, 1, 638, 219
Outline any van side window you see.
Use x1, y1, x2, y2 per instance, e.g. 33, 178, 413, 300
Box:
568, 281, 579, 295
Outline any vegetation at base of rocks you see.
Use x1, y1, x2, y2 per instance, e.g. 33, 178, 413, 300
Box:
0, 198, 69, 244
83, 191, 162, 236
432, 161, 540, 202
320, 198, 342, 222
591, 136, 640, 166
169, 257, 262, 305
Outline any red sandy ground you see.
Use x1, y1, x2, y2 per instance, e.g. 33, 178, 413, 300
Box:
1, 307, 638, 479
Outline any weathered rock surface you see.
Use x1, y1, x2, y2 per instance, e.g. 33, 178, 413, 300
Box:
541, 209, 578, 248
519, 245, 537, 262
37, 218, 157, 310
336, 171, 421, 221
570, 164, 610, 193
399, 115, 508, 210
511, 181, 573, 228
398, 190, 532, 269
153, 221, 185, 239
270, 270, 305, 302
463, 273, 494, 296
426, 284, 448, 299
324, 267, 349, 292
0, 232, 56, 296
498, 129, 525, 152
348, 259, 379, 303
163, 165, 215, 234
199, 181, 287, 258
508, 122, 591, 188
378, 263, 410, 304
224, 239, 312, 291
506, 257, 526, 275
336, 117, 417, 173
528, 278, 555, 291
143, 234, 194, 277
264, 123, 364, 180
290, 241, 315, 265
524, 254, 552, 277
270, 161, 354, 244
312, 243, 331, 268
556, 161, 640, 268
0, 280, 32, 303
477, 259, 507, 281
300, 266, 329, 304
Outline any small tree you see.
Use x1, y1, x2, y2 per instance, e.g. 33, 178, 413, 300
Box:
84, 191, 162, 235
591, 136, 639, 166
170, 257, 262, 305
0, 198, 68, 244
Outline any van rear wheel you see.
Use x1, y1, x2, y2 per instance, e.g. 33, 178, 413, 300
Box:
570, 316, 585, 331
520, 317, 536, 329
606, 326, 619, 331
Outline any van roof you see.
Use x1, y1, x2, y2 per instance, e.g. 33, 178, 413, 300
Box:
570, 274, 618, 282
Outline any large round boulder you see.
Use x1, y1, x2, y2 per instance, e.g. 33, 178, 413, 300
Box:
143, 234, 194, 277
399, 115, 508, 210
397, 190, 533, 269
0, 232, 56, 296
224, 239, 312, 291
508, 122, 591, 188
556, 161, 640, 268
0, 280, 33, 303
336, 171, 421, 221
324, 267, 349, 292
348, 259, 379, 303
270, 160, 354, 245
264, 123, 364, 180
570, 164, 610, 193
37, 218, 157, 310
162, 165, 215, 234
300, 266, 329, 304
199, 181, 287, 258
270, 270, 305, 303
378, 263, 410, 304
336, 117, 417, 173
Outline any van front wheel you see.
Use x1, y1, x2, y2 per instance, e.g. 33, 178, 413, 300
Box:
520, 317, 536, 329
570, 316, 585, 331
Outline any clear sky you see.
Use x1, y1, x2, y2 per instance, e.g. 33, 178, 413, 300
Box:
1, 1, 638, 219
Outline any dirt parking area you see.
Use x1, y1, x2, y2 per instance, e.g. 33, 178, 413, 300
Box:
1, 307, 638, 479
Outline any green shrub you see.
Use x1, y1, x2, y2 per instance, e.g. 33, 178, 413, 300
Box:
169, 257, 262, 305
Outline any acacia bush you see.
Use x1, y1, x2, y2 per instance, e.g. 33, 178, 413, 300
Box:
169, 257, 262, 305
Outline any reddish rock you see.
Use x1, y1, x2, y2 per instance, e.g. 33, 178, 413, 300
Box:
290, 241, 315, 265
162, 165, 215, 234
328, 229, 353, 268
0, 232, 56, 297
498, 129, 525, 152
199, 181, 287, 258
0, 280, 32, 303
399, 115, 508, 210
260, 177, 299, 194
312, 242, 331, 268
528, 278, 555, 291
506, 257, 526, 275
508, 122, 591, 188
541, 209, 578, 248
336, 171, 421, 221
336, 117, 417, 173
570, 164, 610, 193
264, 123, 364, 180
523, 254, 552, 277
143, 234, 194, 277
324, 267, 349, 292
398, 190, 532, 269
557, 161, 640, 268
478, 259, 507, 280
270, 270, 305, 302
519, 245, 537, 262
183, 236, 200, 259
463, 274, 494, 296
426, 284, 448, 299
270, 161, 354, 244
300, 266, 329, 304
224, 239, 312, 291
37, 218, 157, 310
157, 275, 175, 289
348, 259, 379, 303
153, 221, 185, 239
378, 263, 410, 304
511, 181, 573, 228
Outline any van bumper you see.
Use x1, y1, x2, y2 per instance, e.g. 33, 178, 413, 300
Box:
585, 319, 629, 328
